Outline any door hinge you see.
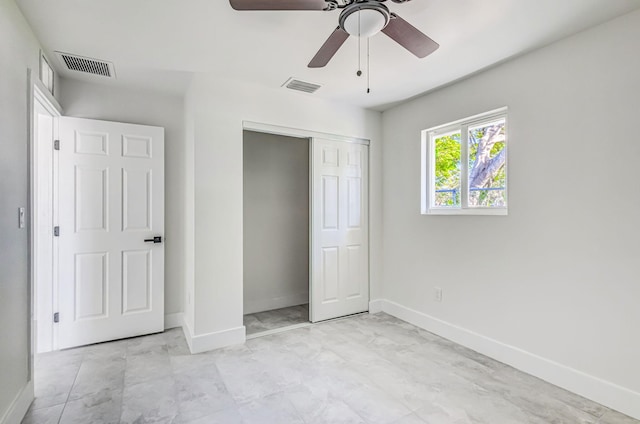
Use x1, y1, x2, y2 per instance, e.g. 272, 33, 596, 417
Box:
54, 226, 59, 237
53, 312, 59, 323
54, 140, 60, 150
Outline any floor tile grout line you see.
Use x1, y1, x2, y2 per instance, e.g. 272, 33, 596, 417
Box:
212, 356, 245, 415
55, 352, 84, 424
322, 342, 417, 419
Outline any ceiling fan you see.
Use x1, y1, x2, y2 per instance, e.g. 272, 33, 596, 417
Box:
229, 0, 439, 68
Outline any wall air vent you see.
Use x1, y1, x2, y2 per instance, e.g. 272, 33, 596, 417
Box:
54, 52, 116, 78
282, 77, 322, 94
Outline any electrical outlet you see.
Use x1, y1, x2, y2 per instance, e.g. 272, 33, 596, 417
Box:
434, 287, 443, 303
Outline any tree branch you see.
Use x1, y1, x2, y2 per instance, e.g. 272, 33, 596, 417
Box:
469, 124, 505, 188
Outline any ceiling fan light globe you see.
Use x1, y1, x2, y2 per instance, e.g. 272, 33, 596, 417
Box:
343, 8, 388, 37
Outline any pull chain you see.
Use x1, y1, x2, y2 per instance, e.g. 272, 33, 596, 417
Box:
357, 9, 362, 77
367, 36, 370, 93
354, 8, 371, 93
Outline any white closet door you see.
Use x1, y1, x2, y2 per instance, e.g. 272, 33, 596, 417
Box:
311, 138, 369, 322
57, 117, 164, 349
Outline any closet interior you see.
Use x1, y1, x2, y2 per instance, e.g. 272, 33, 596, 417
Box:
243, 130, 310, 336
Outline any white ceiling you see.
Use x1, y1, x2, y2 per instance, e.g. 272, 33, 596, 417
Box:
16, 0, 640, 111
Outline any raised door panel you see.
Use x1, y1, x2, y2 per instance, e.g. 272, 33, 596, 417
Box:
122, 168, 152, 231
321, 247, 339, 303
122, 135, 152, 158
75, 131, 108, 155
74, 252, 108, 320
122, 250, 152, 314
75, 166, 109, 232
322, 176, 339, 230
346, 177, 362, 229
345, 245, 363, 299
346, 148, 361, 170
322, 145, 339, 167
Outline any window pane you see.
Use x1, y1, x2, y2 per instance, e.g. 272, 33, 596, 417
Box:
48, 69, 54, 95
40, 55, 54, 95
39, 59, 44, 83
468, 119, 506, 207
433, 131, 461, 207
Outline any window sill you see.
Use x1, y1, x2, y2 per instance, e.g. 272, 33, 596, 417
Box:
424, 208, 508, 216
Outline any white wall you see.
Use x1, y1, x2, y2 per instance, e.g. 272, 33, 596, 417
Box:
380, 9, 640, 418
59, 79, 186, 317
243, 131, 309, 315
0, 0, 54, 421
183, 75, 382, 350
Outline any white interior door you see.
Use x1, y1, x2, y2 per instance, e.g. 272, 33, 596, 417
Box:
311, 138, 369, 322
57, 117, 164, 349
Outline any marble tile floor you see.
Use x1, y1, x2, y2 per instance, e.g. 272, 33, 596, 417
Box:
23, 312, 639, 424
244, 304, 310, 336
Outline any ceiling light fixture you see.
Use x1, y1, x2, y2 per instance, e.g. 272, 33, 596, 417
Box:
339, 3, 390, 38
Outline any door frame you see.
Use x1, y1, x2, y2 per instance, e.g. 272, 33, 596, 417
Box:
28, 72, 63, 358
241, 121, 371, 323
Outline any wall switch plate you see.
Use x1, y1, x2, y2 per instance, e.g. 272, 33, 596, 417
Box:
434, 287, 443, 303
18, 207, 25, 229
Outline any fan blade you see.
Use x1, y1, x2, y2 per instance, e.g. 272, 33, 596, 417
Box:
308, 27, 349, 68
229, 0, 329, 11
382, 13, 439, 58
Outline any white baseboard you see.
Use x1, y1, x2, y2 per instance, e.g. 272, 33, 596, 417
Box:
244, 292, 309, 315
377, 299, 640, 421
183, 320, 246, 354
182, 317, 196, 353
164, 312, 184, 330
369, 299, 384, 314
0, 380, 34, 424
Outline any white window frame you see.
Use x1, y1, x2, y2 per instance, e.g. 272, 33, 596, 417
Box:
421, 107, 508, 216
39, 51, 55, 96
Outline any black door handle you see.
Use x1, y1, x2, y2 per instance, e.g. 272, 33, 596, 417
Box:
144, 236, 162, 244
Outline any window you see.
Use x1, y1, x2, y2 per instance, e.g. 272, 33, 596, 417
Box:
422, 108, 508, 215
39, 52, 54, 95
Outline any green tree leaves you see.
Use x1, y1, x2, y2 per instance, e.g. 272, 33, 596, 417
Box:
434, 132, 461, 206
433, 120, 506, 208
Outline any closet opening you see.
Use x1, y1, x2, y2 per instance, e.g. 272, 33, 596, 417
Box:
243, 130, 311, 337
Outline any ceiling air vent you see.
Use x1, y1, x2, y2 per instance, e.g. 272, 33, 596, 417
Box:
54, 52, 116, 78
282, 77, 322, 94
